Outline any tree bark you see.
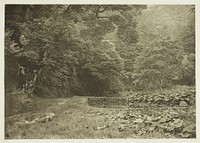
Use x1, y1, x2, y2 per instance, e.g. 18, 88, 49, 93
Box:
26, 45, 50, 95
17, 64, 27, 91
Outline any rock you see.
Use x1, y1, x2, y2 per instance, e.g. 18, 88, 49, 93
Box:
133, 118, 143, 124
145, 116, 153, 124
15, 121, 24, 125
25, 120, 31, 124
97, 125, 107, 130
146, 116, 153, 121
148, 126, 155, 131
104, 112, 108, 115
179, 101, 188, 107
182, 124, 195, 133
97, 112, 103, 116
185, 98, 190, 101
152, 116, 161, 121
119, 114, 125, 119
38, 113, 56, 123
138, 130, 146, 135
129, 103, 134, 106
33, 118, 39, 122
30, 120, 36, 124
179, 132, 191, 138
21, 119, 26, 122
118, 125, 126, 132
170, 119, 184, 129
38, 117, 48, 123
45, 112, 55, 118
121, 120, 130, 124
129, 113, 137, 118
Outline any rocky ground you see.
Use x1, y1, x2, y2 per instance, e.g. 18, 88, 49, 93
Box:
5, 95, 196, 139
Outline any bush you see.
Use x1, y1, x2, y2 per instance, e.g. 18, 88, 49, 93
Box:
5, 90, 38, 116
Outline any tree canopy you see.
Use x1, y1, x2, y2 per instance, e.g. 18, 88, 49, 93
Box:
5, 5, 195, 97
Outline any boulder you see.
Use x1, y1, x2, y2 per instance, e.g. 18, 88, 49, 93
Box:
38, 112, 56, 123
179, 101, 188, 107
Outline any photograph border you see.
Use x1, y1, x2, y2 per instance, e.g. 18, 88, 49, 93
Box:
1, 0, 199, 143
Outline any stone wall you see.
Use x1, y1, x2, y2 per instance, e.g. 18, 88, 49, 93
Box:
88, 97, 126, 108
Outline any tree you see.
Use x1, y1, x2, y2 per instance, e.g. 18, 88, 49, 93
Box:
5, 5, 147, 97
130, 5, 195, 91
79, 40, 124, 96
135, 39, 183, 91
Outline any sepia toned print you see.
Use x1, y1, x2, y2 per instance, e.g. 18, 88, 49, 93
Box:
5, 5, 195, 139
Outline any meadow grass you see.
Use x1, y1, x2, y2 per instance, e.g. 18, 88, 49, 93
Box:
5, 96, 195, 139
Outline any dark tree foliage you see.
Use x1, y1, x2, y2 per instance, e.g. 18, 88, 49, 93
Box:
5, 5, 195, 97
5, 5, 147, 97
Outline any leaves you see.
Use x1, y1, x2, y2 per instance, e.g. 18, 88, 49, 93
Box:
5, 5, 195, 97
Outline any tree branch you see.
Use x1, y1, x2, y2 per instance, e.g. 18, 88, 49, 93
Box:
66, 5, 72, 11
95, 5, 110, 19
98, 5, 110, 13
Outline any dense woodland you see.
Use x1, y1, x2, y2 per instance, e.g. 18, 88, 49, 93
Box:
5, 5, 195, 98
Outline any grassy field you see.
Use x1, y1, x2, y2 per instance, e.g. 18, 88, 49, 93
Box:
5, 95, 196, 139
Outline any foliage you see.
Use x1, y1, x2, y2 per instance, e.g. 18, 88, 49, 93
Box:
5, 5, 196, 140
134, 5, 195, 90
134, 39, 183, 90
5, 5, 195, 97
5, 90, 37, 116
80, 41, 125, 95
5, 4, 147, 97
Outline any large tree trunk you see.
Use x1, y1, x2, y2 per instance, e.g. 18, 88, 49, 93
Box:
17, 64, 27, 90
25, 45, 50, 96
